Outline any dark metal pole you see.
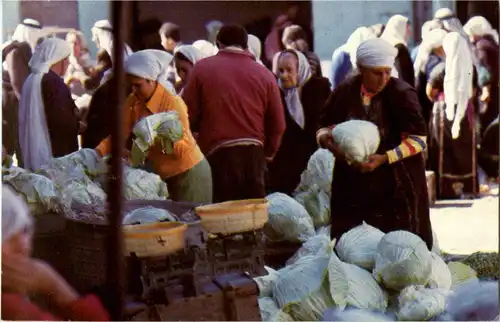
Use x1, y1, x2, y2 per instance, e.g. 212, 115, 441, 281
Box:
107, 0, 129, 320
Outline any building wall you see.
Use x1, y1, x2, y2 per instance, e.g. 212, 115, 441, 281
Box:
2, 0, 21, 42
19, 0, 79, 29
77, 0, 110, 57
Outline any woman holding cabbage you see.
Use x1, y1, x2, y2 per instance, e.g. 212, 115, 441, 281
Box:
316, 38, 433, 250
95, 50, 212, 203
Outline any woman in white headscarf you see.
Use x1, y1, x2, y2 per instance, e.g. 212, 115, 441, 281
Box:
410, 19, 443, 61
381, 14, 415, 86
192, 39, 219, 57
173, 44, 207, 95
267, 49, 331, 194
330, 26, 376, 89
1, 185, 110, 321
94, 50, 212, 203
19, 37, 82, 171
247, 34, 264, 65
425, 32, 479, 199
414, 28, 448, 123
317, 38, 433, 250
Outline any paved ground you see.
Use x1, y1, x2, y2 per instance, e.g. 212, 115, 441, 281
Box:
431, 184, 499, 255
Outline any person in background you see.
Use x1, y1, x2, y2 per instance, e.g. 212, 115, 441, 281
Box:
264, 14, 292, 67
159, 22, 182, 88
64, 30, 95, 97
136, 18, 164, 50
95, 50, 212, 203
183, 25, 285, 203
370, 23, 385, 37
267, 49, 331, 194
317, 38, 432, 250
247, 34, 264, 65
192, 39, 219, 57
174, 45, 207, 95
426, 32, 478, 199
413, 28, 448, 124
381, 14, 415, 87
82, 48, 112, 90
206, 20, 224, 45
2, 18, 43, 167
410, 19, 443, 62
1, 185, 109, 321
19, 38, 82, 172
272, 24, 322, 78
330, 26, 376, 90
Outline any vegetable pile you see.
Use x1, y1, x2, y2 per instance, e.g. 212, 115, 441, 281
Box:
255, 223, 498, 321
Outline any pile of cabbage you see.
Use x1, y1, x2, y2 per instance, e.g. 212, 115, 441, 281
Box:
2, 149, 169, 217
255, 223, 498, 321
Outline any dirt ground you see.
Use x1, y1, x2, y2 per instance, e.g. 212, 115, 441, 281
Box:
431, 184, 499, 255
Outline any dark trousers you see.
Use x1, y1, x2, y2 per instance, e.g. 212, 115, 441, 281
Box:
207, 145, 266, 203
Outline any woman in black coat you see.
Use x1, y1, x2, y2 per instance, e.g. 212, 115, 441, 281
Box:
267, 49, 331, 195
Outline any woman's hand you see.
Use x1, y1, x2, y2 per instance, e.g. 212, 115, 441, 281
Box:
353, 154, 388, 173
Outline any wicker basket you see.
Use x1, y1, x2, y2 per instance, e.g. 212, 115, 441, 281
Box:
196, 199, 269, 234
124, 222, 187, 257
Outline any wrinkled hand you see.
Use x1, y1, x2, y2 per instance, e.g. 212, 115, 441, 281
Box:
353, 154, 388, 173
318, 132, 346, 161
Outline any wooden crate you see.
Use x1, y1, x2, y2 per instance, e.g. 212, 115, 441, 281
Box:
426, 171, 436, 205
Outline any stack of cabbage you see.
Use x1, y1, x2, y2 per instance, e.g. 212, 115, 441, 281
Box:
2, 149, 169, 216
130, 111, 184, 167
255, 223, 496, 322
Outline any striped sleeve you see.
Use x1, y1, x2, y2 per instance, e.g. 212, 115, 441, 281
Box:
386, 135, 427, 164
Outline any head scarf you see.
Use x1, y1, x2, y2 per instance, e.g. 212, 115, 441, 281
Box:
463, 16, 499, 44
206, 20, 223, 44
174, 45, 207, 65
247, 34, 264, 65
92, 20, 133, 63
434, 8, 454, 19
11, 18, 43, 52
442, 32, 473, 126
381, 14, 409, 47
124, 49, 176, 93
343, 27, 377, 68
18, 37, 71, 171
2, 185, 32, 243
413, 28, 448, 76
356, 38, 398, 68
192, 39, 219, 57
278, 50, 311, 129
421, 19, 443, 40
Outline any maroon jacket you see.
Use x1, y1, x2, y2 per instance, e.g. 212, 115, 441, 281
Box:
182, 49, 285, 159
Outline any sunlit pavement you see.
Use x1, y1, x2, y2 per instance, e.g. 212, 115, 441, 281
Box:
431, 183, 499, 255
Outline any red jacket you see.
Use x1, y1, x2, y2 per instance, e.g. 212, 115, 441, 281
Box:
1, 293, 109, 321
182, 49, 285, 158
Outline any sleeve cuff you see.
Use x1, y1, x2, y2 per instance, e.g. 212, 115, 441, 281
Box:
386, 150, 398, 164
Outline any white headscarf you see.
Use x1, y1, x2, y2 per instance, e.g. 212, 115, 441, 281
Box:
247, 34, 264, 65
18, 37, 71, 171
463, 16, 499, 44
91, 20, 133, 62
2, 185, 32, 243
381, 14, 409, 47
434, 8, 454, 20
124, 49, 176, 93
192, 39, 219, 57
344, 27, 377, 68
278, 50, 311, 129
174, 45, 207, 65
443, 32, 473, 136
356, 38, 398, 69
413, 28, 448, 76
11, 18, 43, 52
421, 19, 443, 40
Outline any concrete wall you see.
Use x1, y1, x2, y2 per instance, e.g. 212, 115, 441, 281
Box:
77, 0, 110, 57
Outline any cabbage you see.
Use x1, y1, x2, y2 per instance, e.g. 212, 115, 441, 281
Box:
286, 226, 331, 266
273, 254, 333, 321
258, 297, 294, 322
328, 248, 388, 312
2, 167, 63, 215
322, 308, 394, 321
123, 206, 179, 225
254, 267, 279, 298
432, 229, 441, 255
331, 120, 380, 163
397, 285, 450, 321
298, 185, 330, 228
123, 167, 169, 200
427, 252, 452, 290
335, 222, 385, 271
436, 280, 499, 321
373, 231, 433, 291
42, 149, 102, 177
131, 111, 184, 166
264, 193, 315, 242
447, 262, 478, 288
294, 149, 334, 194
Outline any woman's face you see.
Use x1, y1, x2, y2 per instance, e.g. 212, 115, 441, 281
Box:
2, 229, 32, 258
128, 75, 157, 102
278, 52, 299, 88
174, 57, 194, 83
360, 66, 392, 93
68, 33, 82, 57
